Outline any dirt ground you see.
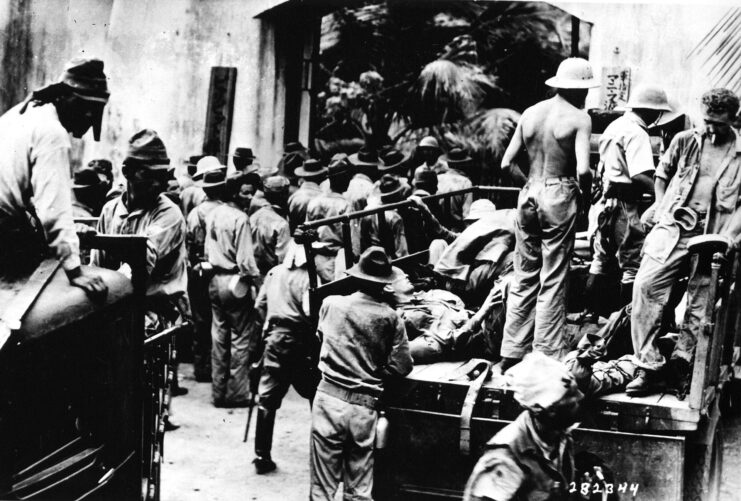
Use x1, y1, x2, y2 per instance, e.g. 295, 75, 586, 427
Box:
163, 364, 741, 501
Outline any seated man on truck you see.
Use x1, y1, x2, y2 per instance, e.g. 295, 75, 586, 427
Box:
628, 88, 741, 397
464, 353, 583, 501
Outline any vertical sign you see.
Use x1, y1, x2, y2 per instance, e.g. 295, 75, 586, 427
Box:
601, 67, 631, 111
203, 67, 237, 165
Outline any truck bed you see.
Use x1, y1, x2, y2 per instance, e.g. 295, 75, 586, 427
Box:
400, 361, 703, 433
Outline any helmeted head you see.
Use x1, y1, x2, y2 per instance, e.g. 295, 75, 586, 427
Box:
417, 136, 442, 165
463, 199, 497, 226
546, 58, 600, 108
193, 156, 227, 182
121, 129, 171, 210
624, 84, 672, 126
263, 175, 290, 207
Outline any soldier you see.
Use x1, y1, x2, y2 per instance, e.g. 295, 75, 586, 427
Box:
306, 155, 352, 283
437, 148, 474, 231
627, 89, 741, 396
464, 353, 583, 501
71, 167, 106, 218
0, 56, 108, 296
499, 58, 597, 368
179, 154, 207, 217
252, 240, 317, 474
346, 146, 380, 212
250, 176, 291, 277
310, 246, 413, 501
586, 85, 672, 308
288, 158, 327, 229
414, 136, 448, 174
185, 169, 225, 382
278, 141, 309, 189
361, 175, 408, 259
205, 173, 260, 407
369, 149, 412, 207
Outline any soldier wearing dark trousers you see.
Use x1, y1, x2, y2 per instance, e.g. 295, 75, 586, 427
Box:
252, 241, 316, 474
309, 247, 413, 500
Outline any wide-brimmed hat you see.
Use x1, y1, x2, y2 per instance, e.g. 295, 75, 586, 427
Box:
193, 156, 226, 181
264, 175, 290, 194
504, 353, 583, 413
233, 147, 256, 161
545, 57, 600, 89
72, 167, 105, 190
623, 84, 672, 112
328, 153, 351, 177
199, 169, 226, 188
442, 147, 473, 167
348, 147, 380, 167
379, 174, 405, 203
417, 136, 441, 151
346, 246, 403, 284
378, 149, 410, 172
284, 142, 306, 154
464, 199, 497, 221
123, 129, 171, 170
295, 158, 327, 178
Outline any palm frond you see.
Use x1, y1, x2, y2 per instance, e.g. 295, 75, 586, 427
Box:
688, 7, 741, 94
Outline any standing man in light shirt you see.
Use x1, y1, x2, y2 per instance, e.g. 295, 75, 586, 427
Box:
205, 172, 261, 407
586, 85, 672, 308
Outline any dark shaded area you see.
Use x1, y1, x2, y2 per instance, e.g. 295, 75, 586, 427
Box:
0, 0, 35, 113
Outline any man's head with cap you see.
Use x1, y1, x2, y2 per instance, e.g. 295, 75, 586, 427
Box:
121, 129, 171, 210
263, 175, 290, 208
88, 158, 113, 188
186, 154, 205, 177
412, 166, 438, 195
327, 153, 352, 193
233, 147, 256, 171
295, 158, 327, 183
193, 156, 226, 181
72, 167, 107, 214
505, 353, 583, 429
623, 84, 673, 127
22, 57, 110, 141
417, 136, 442, 166
379, 174, 405, 204
348, 146, 380, 180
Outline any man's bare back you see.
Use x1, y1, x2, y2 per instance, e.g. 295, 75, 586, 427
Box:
502, 94, 592, 191
521, 95, 591, 179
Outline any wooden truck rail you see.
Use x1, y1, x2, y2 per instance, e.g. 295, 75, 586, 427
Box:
301, 187, 740, 500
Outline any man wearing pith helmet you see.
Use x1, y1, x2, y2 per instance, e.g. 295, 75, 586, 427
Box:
586, 84, 673, 311
0, 56, 109, 297
498, 57, 597, 369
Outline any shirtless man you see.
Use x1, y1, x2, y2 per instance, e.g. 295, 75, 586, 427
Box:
499, 58, 597, 368
628, 88, 741, 396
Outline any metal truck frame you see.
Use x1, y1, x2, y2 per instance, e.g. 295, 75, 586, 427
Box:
299, 185, 740, 501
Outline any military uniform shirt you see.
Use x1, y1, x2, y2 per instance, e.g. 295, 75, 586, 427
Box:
288, 181, 322, 227
598, 111, 655, 185
0, 103, 80, 270
204, 201, 259, 278
250, 204, 291, 275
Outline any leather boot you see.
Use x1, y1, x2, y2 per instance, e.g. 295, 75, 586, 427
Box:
619, 281, 633, 307
253, 408, 277, 474
625, 368, 664, 397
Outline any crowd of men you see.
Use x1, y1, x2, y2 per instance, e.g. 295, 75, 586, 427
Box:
1, 54, 740, 500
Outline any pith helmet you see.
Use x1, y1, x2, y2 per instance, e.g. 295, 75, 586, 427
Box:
625, 85, 672, 111
545, 58, 600, 89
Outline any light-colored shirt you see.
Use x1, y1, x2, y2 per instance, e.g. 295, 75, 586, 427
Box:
250, 204, 291, 275
598, 111, 655, 186
306, 191, 350, 251
204, 201, 259, 278
185, 198, 221, 263
180, 185, 207, 219
361, 209, 408, 259
288, 181, 322, 227
92, 193, 187, 298
437, 168, 473, 229
0, 103, 80, 270
317, 291, 412, 396
254, 250, 311, 331
344, 173, 374, 212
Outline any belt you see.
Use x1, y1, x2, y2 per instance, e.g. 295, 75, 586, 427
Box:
211, 266, 239, 274
317, 379, 379, 410
269, 317, 310, 331
529, 176, 576, 185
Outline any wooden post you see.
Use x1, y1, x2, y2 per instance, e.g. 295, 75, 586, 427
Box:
571, 16, 580, 57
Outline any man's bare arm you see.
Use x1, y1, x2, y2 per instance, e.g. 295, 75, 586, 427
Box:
654, 177, 667, 202
501, 119, 528, 186
721, 207, 741, 248
575, 115, 593, 203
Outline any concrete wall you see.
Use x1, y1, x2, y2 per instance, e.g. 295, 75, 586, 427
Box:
555, 1, 735, 124
0, 0, 288, 176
